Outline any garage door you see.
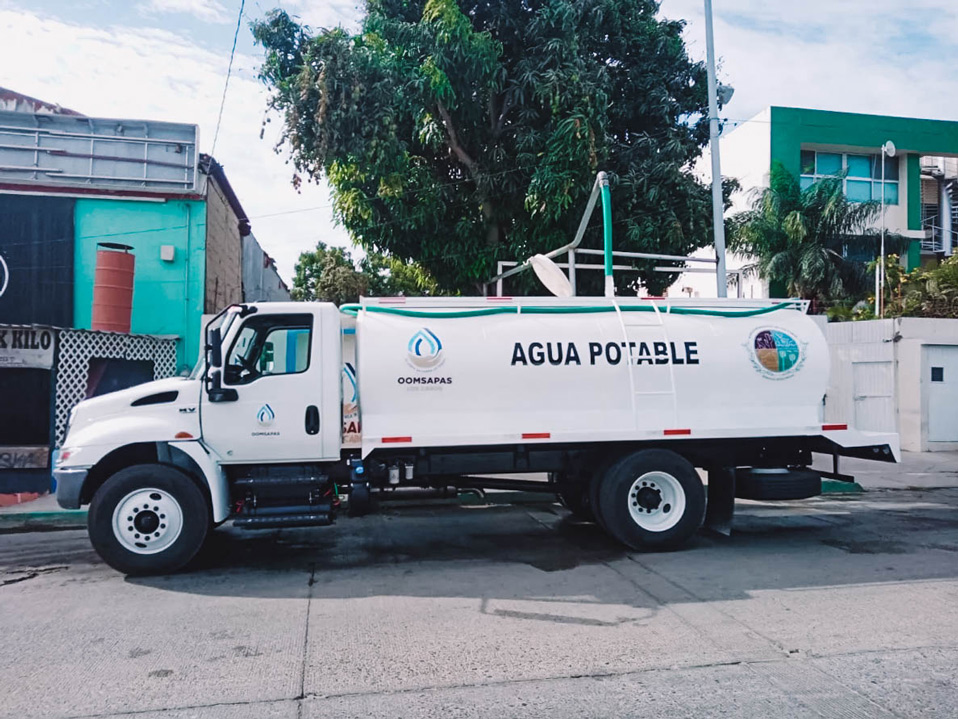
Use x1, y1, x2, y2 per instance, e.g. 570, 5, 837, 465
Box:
852, 361, 896, 432
926, 345, 958, 443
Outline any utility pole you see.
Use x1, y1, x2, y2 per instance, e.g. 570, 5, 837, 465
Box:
878, 141, 896, 318
704, 0, 728, 298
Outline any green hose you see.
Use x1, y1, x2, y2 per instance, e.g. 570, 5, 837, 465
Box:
601, 182, 613, 279
339, 301, 795, 319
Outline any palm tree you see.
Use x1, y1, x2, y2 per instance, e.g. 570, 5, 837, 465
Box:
729, 161, 904, 304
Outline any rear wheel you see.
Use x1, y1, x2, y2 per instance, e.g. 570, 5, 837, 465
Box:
88, 464, 210, 575
597, 449, 705, 551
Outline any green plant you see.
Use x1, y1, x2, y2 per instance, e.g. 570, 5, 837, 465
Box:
729, 162, 908, 307
891, 254, 958, 318
291, 241, 445, 304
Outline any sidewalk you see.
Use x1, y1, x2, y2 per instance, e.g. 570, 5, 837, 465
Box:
0, 492, 86, 532
813, 450, 958, 490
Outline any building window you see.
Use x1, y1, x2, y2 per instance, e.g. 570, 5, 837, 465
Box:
800, 150, 899, 205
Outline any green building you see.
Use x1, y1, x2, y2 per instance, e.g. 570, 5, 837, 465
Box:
723, 107, 958, 274
670, 107, 958, 299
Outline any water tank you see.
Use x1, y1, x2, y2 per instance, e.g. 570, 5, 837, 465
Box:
91, 243, 135, 333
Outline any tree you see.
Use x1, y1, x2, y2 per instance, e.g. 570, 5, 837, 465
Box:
291, 242, 367, 304
291, 241, 444, 303
729, 162, 909, 304
360, 252, 443, 297
252, 0, 724, 295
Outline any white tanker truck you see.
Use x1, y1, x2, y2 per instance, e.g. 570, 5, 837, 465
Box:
54, 295, 899, 574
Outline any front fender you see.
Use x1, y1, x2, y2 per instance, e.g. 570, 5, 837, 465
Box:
170, 441, 230, 523
59, 416, 199, 470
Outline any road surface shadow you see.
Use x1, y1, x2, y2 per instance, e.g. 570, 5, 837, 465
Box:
124, 489, 958, 605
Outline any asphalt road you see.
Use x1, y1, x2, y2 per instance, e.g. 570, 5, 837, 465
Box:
1, 489, 957, 719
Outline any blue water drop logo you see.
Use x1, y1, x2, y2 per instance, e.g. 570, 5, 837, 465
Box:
407, 328, 444, 369
256, 404, 275, 425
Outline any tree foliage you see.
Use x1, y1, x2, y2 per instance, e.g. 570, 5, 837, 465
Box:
880, 254, 958, 319
253, 0, 724, 295
729, 162, 909, 304
291, 241, 442, 304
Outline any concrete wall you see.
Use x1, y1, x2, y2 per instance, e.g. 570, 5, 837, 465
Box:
73, 198, 207, 371
824, 318, 958, 451
242, 234, 290, 302
204, 175, 244, 314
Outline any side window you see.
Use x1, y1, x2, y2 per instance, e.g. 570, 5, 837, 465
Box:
224, 314, 313, 385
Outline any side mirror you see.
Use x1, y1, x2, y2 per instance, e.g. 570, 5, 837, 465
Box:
208, 327, 223, 368
206, 369, 238, 403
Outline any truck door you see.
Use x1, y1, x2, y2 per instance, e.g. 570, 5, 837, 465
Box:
201, 308, 338, 463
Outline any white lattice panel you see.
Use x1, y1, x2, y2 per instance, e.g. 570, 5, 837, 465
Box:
55, 329, 177, 447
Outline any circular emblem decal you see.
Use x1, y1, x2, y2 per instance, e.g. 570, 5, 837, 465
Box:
0, 253, 9, 298
747, 328, 805, 379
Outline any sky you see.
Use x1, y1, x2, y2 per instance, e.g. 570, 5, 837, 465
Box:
1, 0, 956, 283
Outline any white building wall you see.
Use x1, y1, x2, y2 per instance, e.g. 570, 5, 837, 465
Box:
823, 318, 958, 451
669, 110, 771, 299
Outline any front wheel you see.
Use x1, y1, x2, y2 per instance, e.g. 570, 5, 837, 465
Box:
596, 449, 705, 551
88, 464, 210, 575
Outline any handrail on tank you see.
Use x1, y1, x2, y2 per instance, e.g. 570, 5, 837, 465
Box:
484, 171, 612, 296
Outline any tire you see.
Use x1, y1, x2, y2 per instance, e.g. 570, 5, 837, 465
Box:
735, 468, 821, 500
596, 449, 705, 551
588, 475, 610, 531
88, 464, 210, 575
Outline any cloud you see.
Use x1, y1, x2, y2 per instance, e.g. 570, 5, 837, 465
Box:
4, 0, 956, 287
660, 0, 958, 123
140, 0, 232, 24
278, 0, 362, 31
0, 6, 351, 281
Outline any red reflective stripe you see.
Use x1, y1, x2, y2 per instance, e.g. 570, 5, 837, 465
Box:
379, 297, 407, 304
487, 296, 513, 301
382, 436, 412, 444
663, 428, 692, 436
822, 424, 848, 431
522, 432, 550, 439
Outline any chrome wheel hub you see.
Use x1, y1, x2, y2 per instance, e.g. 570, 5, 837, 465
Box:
628, 471, 686, 532
112, 488, 183, 555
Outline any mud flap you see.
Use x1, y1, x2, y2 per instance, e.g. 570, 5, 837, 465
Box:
705, 467, 735, 537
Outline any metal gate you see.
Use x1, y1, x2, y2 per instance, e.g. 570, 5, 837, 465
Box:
926, 345, 958, 443
852, 361, 896, 433
55, 329, 177, 447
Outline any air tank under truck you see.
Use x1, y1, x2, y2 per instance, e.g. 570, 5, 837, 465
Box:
54, 297, 899, 575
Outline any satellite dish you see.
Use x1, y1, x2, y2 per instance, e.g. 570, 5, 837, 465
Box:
883, 141, 896, 157
530, 254, 573, 297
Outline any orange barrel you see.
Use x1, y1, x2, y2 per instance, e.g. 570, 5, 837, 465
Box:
91, 243, 135, 333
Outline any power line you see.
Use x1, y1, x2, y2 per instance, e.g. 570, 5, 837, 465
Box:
211, 0, 247, 158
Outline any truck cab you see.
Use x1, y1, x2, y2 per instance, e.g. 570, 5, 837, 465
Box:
54, 302, 343, 573
200, 302, 341, 463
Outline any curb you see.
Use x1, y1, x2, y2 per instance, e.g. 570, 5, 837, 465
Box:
0, 510, 88, 534
821, 478, 865, 494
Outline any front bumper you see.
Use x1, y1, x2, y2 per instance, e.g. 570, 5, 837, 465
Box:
54, 468, 88, 509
